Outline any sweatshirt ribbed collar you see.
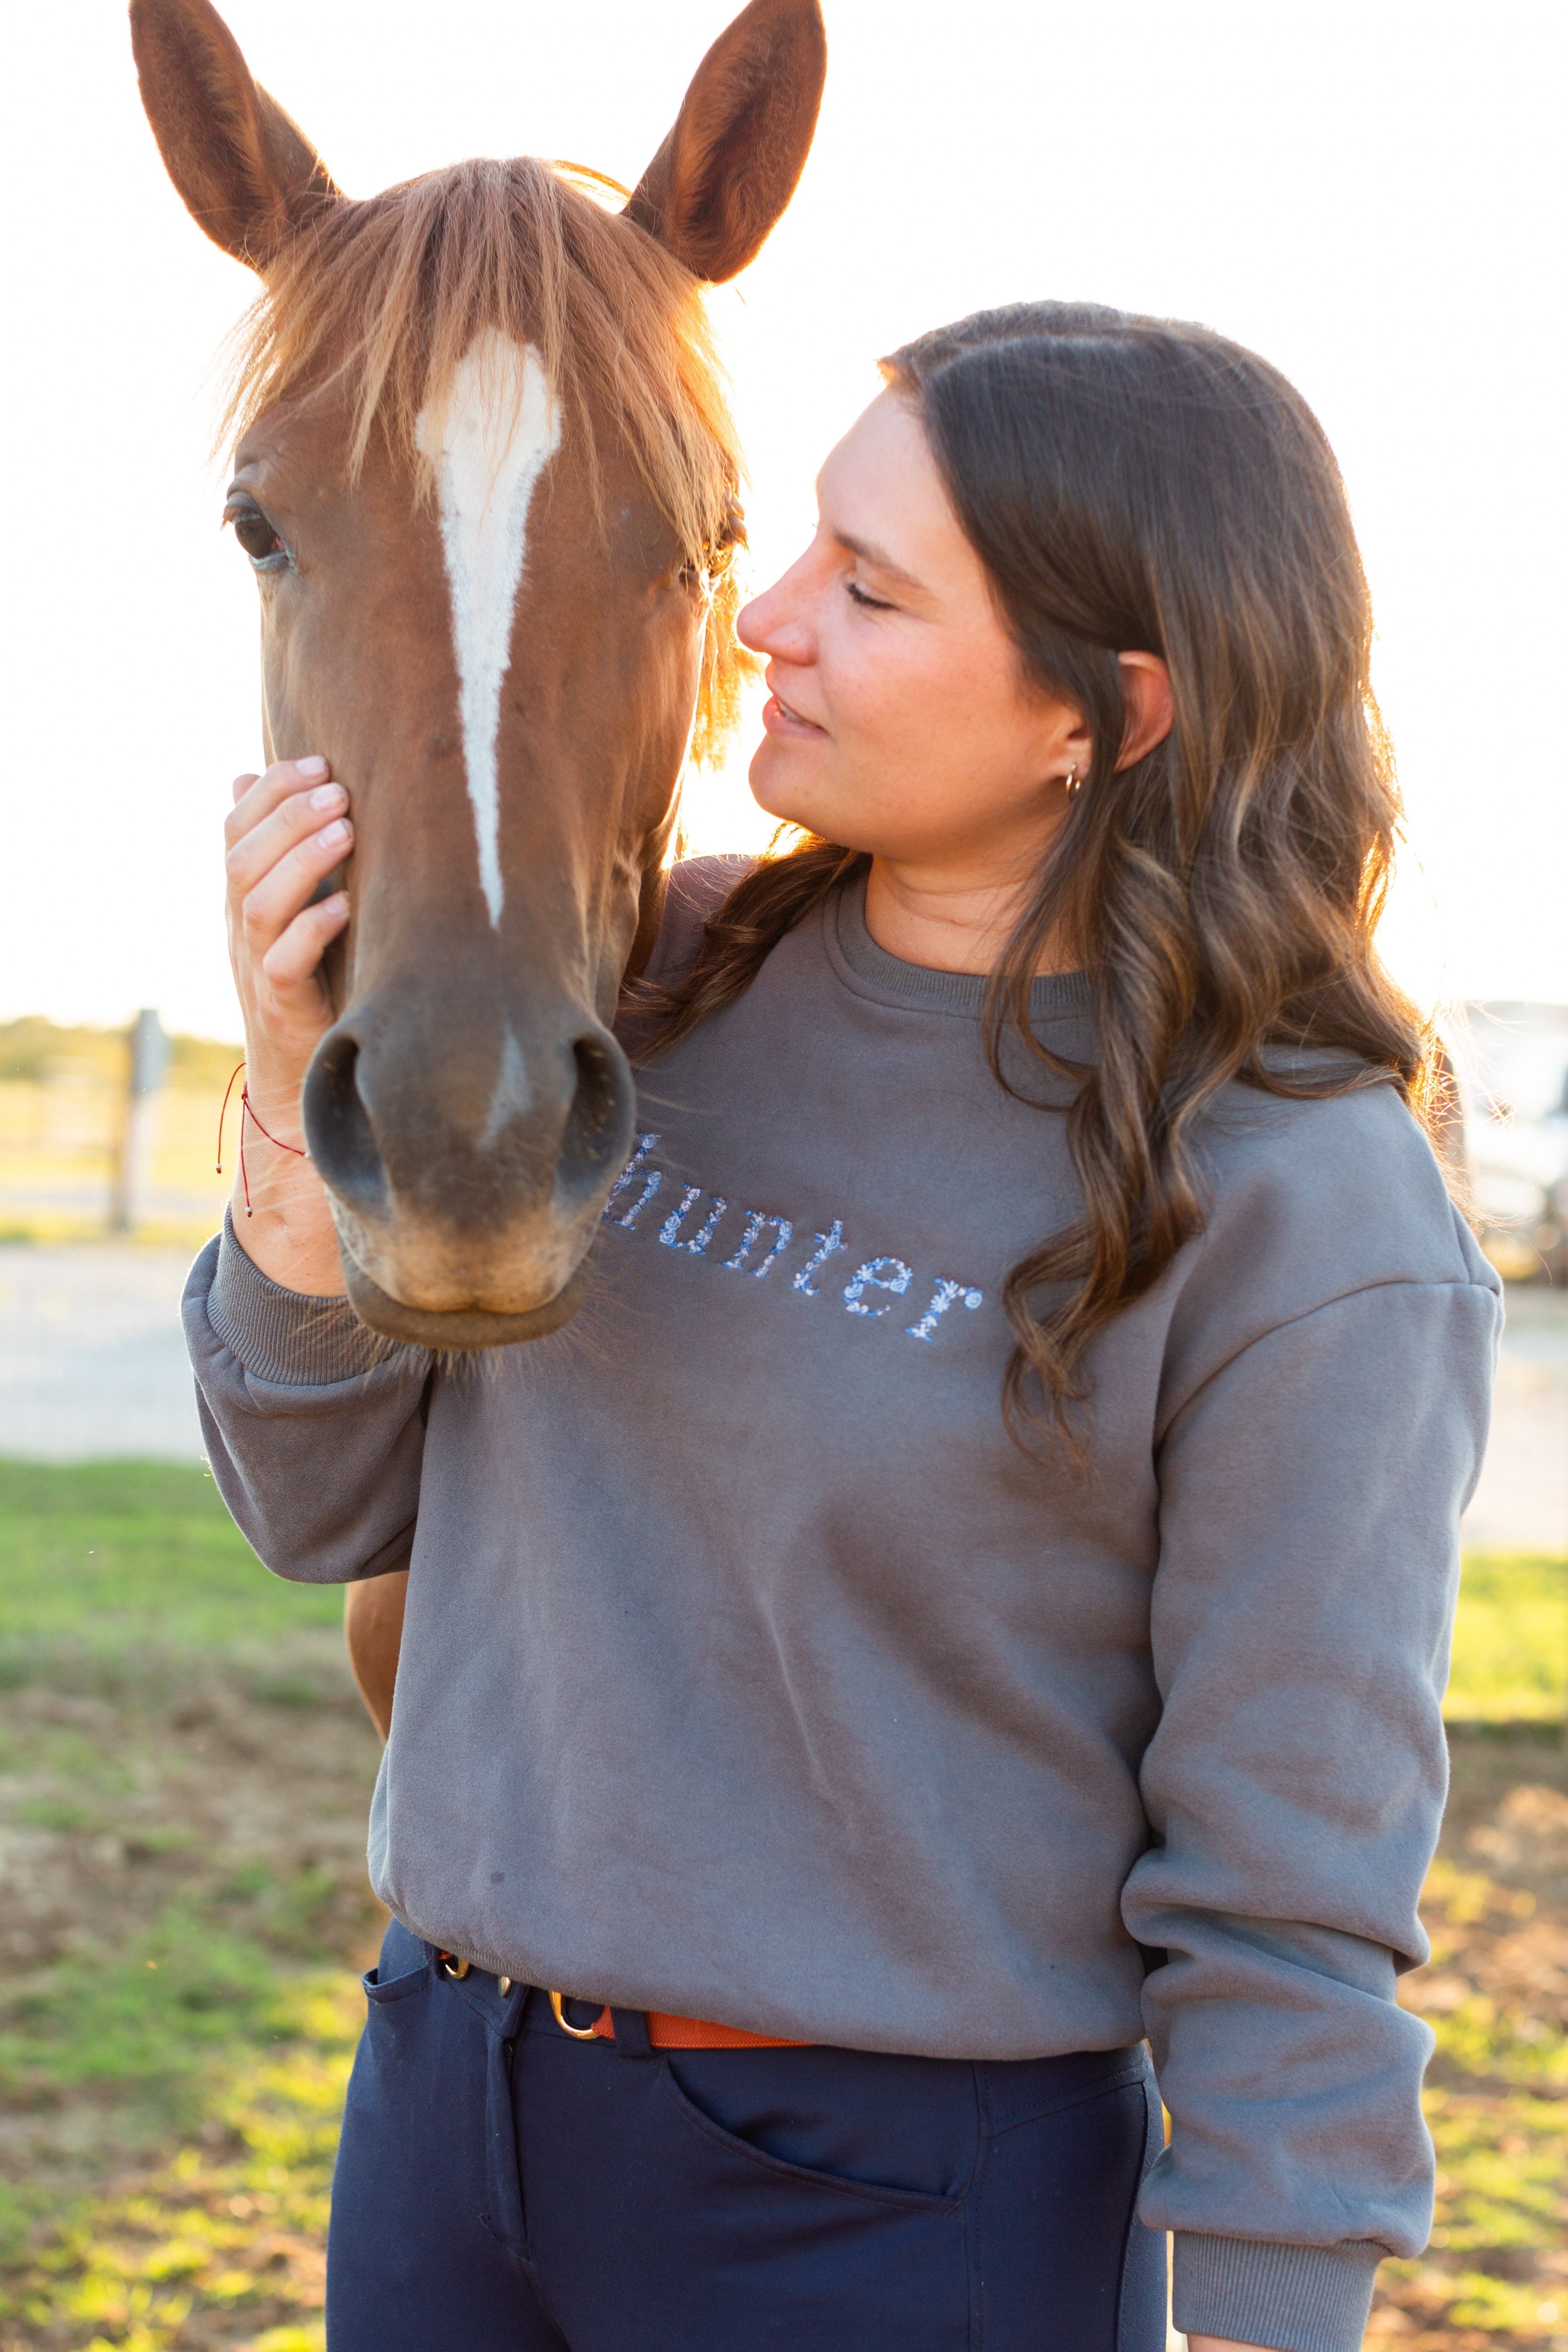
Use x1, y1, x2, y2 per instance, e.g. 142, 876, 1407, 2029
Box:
829, 875, 1093, 1021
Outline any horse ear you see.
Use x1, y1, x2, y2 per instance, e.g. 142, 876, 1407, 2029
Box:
130, 0, 340, 270
625, 0, 826, 283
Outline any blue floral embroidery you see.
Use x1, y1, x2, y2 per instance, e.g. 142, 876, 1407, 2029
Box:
792, 1223, 847, 1296
906, 1278, 985, 1342
687, 1197, 730, 1255
723, 1212, 795, 1277
603, 1147, 981, 1343
604, 1133, 663, 1229
843, 1258, 913, 1318
657, 1184, 703, 1246
659, 1187, 730, 1255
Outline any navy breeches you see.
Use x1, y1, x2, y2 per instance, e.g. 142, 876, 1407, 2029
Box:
326, 1916, 1166, 2352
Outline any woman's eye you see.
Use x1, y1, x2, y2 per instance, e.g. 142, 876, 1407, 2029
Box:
224, 501, 287, 570
846, 580, 893, 611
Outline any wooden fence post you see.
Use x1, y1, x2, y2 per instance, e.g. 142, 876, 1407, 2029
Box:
109, 1009, 170, 1233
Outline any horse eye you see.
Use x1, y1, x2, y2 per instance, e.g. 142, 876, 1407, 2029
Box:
224, 499, 287, 570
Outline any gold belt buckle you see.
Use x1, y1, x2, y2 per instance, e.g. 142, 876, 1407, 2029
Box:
437, 1952, 471, 1981
549, 1989, 601, 2041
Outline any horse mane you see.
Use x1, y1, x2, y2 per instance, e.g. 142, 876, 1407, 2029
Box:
220, 156, 751, 764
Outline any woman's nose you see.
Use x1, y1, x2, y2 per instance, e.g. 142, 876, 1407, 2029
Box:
738, 580, 810, 660
735, 588, 776, 654
737, 541, 821, 659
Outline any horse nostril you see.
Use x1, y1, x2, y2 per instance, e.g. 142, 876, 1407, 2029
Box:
302, 1028, 389, 1214
556, 1031, 634, 1209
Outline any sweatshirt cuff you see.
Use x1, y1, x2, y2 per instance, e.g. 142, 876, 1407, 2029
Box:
207, 1212, 406, 1386
1173, 2232, 1381, 2352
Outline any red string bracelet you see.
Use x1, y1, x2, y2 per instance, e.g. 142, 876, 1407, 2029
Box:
216, 1061, 309, 1217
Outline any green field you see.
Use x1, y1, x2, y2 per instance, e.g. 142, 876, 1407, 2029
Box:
0, 1461, 379, 2349
0, 1461, 1562, 2350
0, 1460, 344, 1662
1450, 1553, 1568, 1724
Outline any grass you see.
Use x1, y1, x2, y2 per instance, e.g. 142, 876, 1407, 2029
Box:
0, 1462, 380, 2347
0, 1461, 343, 1669
1377, 1786, 1568, 2348
0, 1974, 355, 2352
0, 1462, 1562, 2350
1449, 1556, 1568, 1725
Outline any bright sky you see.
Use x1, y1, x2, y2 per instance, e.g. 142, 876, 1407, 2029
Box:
4, 0, 1562, 1037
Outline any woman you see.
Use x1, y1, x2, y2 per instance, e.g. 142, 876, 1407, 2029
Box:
187, 300, 1498, 2352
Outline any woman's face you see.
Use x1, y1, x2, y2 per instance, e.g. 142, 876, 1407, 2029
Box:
737, 391, 1087, 876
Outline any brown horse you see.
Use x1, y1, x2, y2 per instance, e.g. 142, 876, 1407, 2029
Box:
132, 0, 824, 1350
134, 0, 825, 1728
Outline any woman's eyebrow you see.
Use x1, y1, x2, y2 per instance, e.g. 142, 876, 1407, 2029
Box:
831, 528, 928, 595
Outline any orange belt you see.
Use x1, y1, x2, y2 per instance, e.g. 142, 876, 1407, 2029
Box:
548, 1990, 810, 2049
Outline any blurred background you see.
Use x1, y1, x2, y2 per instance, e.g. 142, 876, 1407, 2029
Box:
0, 0, 1563, 2345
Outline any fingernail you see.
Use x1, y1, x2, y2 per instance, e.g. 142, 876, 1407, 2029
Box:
309, 783, 345, 811
297, 755, 328, 779
319, 818, 350, 848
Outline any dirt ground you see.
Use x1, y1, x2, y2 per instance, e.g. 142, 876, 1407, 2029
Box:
0, 1654, 1562, 2348
0, 1658, 379, 1989
0, 1636, 384, 2350
1375, 1731, 1568, 2349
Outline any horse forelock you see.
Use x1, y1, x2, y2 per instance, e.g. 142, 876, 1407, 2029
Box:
220, 155, 752, 765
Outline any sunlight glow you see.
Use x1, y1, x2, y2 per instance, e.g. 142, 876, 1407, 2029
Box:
1, 0, 1561, 1033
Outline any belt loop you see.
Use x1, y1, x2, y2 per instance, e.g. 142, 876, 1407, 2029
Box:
610, 2007, 654, 2059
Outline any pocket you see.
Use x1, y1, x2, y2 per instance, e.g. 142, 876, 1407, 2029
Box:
357, 1954, 434, 2108
657, 2059, 963, 2214
364, 1959, 432, 2006
331, 1948, 528, 2335
362, 1916, 432, 2010
353, 1932, 527, 2264
339, 1948, 441, 2183
357, 1951, 434, 2088
642, 2060, 972, 2351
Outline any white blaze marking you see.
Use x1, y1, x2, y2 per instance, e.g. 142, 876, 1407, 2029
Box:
416, 332, 560, 926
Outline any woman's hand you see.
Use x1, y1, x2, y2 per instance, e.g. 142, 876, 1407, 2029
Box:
223, 755, 353, 1294
1187, 2336, 1278, 2351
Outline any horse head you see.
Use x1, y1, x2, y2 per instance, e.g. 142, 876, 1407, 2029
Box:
132, 0, 825, 1345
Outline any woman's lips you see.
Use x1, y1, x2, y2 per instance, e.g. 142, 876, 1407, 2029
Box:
762, 693, 826, 737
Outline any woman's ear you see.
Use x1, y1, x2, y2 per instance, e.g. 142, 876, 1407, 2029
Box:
1115, 652, 1174, 770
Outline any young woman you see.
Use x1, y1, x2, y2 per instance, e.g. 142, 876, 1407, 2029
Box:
187, 301, 1499, 2352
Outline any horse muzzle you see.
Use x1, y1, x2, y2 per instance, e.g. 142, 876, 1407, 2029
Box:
300, 1001, 635, 1350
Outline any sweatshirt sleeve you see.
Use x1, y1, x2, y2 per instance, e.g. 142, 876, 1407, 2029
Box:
182, 1218, 435, 1584
1122, 1271, 1500, 2352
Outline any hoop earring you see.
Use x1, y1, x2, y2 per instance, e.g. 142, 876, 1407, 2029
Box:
1063, 769, 1082, 796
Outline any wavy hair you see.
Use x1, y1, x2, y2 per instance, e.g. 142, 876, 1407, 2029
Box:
640, 300, 1434, 1441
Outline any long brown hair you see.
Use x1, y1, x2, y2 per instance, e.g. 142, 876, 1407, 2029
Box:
641, 300, 1434, 1442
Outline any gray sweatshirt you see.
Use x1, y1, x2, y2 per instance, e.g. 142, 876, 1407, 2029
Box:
185, 861, 1500, 2352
